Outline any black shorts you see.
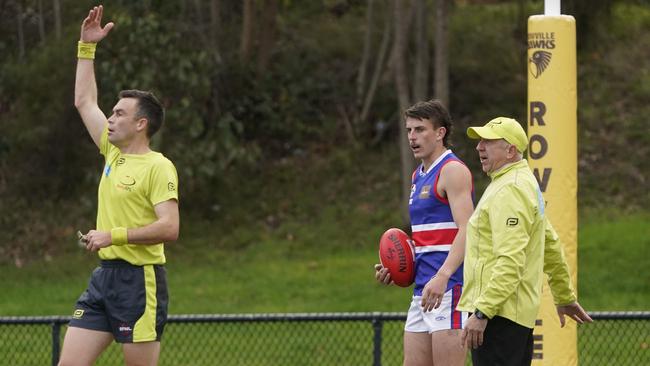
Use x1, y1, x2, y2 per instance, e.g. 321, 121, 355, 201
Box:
68, 259, 168, 343
471, 315, 534, 366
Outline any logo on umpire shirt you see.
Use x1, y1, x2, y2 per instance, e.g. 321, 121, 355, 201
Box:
168, 182, 176, 192
73, 309, 84, 319
506, 218, 519, 226
119, 176, 136, 186
117, 175, 136, 192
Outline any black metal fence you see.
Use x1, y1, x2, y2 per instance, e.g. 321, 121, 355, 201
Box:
0, 312, 648, 365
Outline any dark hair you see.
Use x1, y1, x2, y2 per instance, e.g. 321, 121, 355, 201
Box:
404, 99, 453, 147
118, 89, 165, 138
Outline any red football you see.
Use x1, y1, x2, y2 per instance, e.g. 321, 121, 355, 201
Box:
378, 228, 415, 287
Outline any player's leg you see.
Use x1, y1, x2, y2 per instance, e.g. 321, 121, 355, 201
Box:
109, 263, 168, 366
403, 296, 434, 366
404, 331, 433, 366
122, 341, 161, 366
423, 285, 467, 366
57, 327, 113, 366
431, 329, 466, 366
59, 267, 114, 366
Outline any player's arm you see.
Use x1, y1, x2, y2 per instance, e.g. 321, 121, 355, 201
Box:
421, 161, 474, 310
83, 199, 179, 251
74, 5, 114, 148
124, 199, 180, 244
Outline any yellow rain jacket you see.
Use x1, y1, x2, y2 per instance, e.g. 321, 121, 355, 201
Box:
456, 160, 576, 328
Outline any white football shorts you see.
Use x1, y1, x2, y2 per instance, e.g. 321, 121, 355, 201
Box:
404, 285, 468, 333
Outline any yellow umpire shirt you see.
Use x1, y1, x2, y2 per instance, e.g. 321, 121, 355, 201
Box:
96, 127, 179, 266
457, 159, 575, 328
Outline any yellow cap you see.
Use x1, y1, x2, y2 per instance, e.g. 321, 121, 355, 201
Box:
467, 117, 528, 152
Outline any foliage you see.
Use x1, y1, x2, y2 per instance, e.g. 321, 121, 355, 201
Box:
576, 3, 650, 208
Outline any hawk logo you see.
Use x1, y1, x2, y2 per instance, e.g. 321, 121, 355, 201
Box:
506, 218, 519, 226
529, 50, 552, 79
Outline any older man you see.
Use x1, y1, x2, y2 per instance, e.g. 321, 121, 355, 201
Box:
457, 117, 592, 366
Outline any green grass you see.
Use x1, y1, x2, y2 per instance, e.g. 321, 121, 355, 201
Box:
0, 211, 646, 316
578, 212, 650, 311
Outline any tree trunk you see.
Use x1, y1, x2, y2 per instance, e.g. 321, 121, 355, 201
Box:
192, 0, 204, 25
393, 0, 415, 226
210, 0, 222, 64
16, 1, 25, 60
52, 0, 61, 39
412, 0, 429, 101
37, 0, 46, 44
356, 0, 375, 120
360, 2, 392, 125
256, 0, 278, 74
434, 0, 449, 107
240, 0, 254, 63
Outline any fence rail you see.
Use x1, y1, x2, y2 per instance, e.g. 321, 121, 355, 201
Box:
0, 312, 648, 365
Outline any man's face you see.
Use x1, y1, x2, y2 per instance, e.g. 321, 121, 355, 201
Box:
107, 98, 141, 145
406, 117, 443, 162
476, 138, 512, 174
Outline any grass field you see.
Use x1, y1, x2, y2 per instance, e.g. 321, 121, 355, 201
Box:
0, 211, 647, 316
0, 211, 648, 365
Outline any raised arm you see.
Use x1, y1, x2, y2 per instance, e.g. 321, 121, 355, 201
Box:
421, 161, 474, 311
75, 5, 114, 147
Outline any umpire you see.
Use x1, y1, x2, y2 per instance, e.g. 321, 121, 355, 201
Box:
456, 117, 592, 366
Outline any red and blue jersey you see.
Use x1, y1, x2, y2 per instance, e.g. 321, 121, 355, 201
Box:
409, 150, 472, 296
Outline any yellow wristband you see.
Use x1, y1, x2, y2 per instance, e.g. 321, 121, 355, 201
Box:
110, 227, 128, 245
77, 41, 97, 60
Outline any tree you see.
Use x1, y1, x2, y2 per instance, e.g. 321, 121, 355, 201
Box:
53, 0, 61, 39
392, 0, 416, 224
412, 0, 429, 101
434, 0, 449, 107
15, 0, 25, 60
240, 0, 254, 63
256, 0, 278, 74
352, 0, 392, 136
210, 0, 222, 64
37, 0, 45, 44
